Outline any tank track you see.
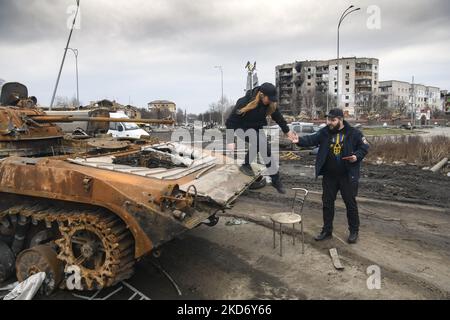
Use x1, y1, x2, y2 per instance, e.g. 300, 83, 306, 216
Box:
0, 203, 135, 291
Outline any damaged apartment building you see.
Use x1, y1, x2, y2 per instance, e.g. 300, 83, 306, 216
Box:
276, 57, 379, 118
378, 80, 441, 115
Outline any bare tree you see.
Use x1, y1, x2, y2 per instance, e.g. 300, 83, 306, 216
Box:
199, 96, 235, 125
69, 96, 80, 108
355, 92, 371, 117
140, 107, 172, 120
371, 93, 391, 118
55, 96, 69, 108
176, 108, 184, 124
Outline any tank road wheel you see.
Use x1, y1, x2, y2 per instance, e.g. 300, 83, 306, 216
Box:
55, 212, 135, 291
16, 244, 64, 295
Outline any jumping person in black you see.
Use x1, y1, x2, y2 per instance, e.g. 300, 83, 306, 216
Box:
226, 83, 298, 194
291, 108, 369, 243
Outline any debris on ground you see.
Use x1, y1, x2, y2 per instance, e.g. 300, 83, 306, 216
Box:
329, 248, 344, 270
72, 281, 151, 300
3, 272, 46, 300
280, 152, 301, 161
279, 154, 450, 208
225, 218, 249, 226
430, 157, 448, 173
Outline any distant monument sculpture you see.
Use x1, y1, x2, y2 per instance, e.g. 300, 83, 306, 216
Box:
245, 61, 258, 92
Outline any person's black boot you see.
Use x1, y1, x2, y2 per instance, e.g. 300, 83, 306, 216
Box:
270, 175, 286, 194
239, 164, 255, 177
348, 231, 359, 244
314, 230, 332, 241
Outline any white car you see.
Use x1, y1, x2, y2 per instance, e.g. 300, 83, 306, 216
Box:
107, 112, 149, 139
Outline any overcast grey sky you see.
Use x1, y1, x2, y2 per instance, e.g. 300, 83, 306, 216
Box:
0, 0, 449, 113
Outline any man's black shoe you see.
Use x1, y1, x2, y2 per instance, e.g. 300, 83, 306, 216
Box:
271, 178, 286, 194
314, 230, 332, 241
239, 164, 255, 177
348, 231, 359, 244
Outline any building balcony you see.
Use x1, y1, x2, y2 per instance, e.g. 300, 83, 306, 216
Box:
355, 74, 372, 80
315, 68, 328, 75
355, 64, 372, 72
356, 79, 372, 85
356, 88, 373, 94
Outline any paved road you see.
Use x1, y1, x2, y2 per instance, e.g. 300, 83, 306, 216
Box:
419, 126, 450, 138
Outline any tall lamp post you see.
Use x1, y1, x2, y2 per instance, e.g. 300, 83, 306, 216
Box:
337, 5, 360, 110
214, 65, 224, 126
67, 47, 79, 109
50, 0, 80, 110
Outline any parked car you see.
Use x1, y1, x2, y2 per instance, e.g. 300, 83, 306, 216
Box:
264, 123, 317, 150
108, 111, 150, 139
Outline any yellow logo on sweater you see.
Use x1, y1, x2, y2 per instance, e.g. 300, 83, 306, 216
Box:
331, 133, 344, 156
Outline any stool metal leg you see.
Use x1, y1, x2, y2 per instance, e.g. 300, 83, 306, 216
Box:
301, 221, 304, 254
292, 223, 296, 245
279, 223, 283, 257
272, 221, 276, 249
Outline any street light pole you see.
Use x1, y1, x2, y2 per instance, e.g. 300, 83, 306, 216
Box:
214, 66, 224, 126
68, 47, 79, 109
337, 5, 360, 111
50, 0, 80, 110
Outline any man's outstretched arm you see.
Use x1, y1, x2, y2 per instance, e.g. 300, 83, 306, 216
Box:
292, 131, 322, 147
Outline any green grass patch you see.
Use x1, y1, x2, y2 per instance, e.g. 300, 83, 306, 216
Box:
362, 128, 423, 136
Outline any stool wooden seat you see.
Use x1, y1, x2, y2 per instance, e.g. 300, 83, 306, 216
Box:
271, 188, 308, 256
271, 212, 302, 224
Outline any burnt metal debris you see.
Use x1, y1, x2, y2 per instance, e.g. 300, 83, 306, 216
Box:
0, 82, 263, 291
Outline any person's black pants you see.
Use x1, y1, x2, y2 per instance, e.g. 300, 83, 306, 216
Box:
239, 129, 280, 181
322, 174, 360, 233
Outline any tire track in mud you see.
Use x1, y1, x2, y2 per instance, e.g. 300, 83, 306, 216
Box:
219, 208, 449, 299
221, 194, 450, 299
278, 157, 450, 208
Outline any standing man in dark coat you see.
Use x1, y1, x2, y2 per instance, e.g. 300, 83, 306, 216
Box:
226, 82, 297, 194
291, 109, 369, 243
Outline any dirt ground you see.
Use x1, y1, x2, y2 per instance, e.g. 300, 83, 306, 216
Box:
25, 156, 449, 300
2, 130, 448, 300
279, 155, 450, 208
155, 128, 450, 208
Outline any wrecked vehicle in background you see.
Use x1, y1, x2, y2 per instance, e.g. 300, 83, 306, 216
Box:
0, 82, 263, 291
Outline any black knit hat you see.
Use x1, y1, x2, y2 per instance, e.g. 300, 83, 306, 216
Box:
326, 108, 344, 118
259, 83, 278, 102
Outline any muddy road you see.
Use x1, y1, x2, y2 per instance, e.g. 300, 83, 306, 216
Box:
36, 156, 449, 300
46, 192, 449, 300
279, 155, 450, 208
3, 132, 448, 300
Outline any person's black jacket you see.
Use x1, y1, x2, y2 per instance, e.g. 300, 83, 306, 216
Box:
225, 86, 290, 133
298, 120, 369, 182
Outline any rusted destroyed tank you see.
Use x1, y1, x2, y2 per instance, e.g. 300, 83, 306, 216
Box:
0, 82, 263, 291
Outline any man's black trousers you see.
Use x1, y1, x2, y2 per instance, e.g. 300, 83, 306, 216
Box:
322, 174, 360, 233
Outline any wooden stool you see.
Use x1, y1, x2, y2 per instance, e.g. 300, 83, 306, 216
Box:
271, 188, 308, 256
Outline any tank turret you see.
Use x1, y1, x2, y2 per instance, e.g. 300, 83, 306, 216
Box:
0, 82, 173, 157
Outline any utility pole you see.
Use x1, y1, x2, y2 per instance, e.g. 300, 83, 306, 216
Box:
67, 47, 79, 109
337, 5, 360, 110
50, 0, 80, 110
214, 66, 224, 126
411, 76, 415, 130
326, 91, 329, 115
